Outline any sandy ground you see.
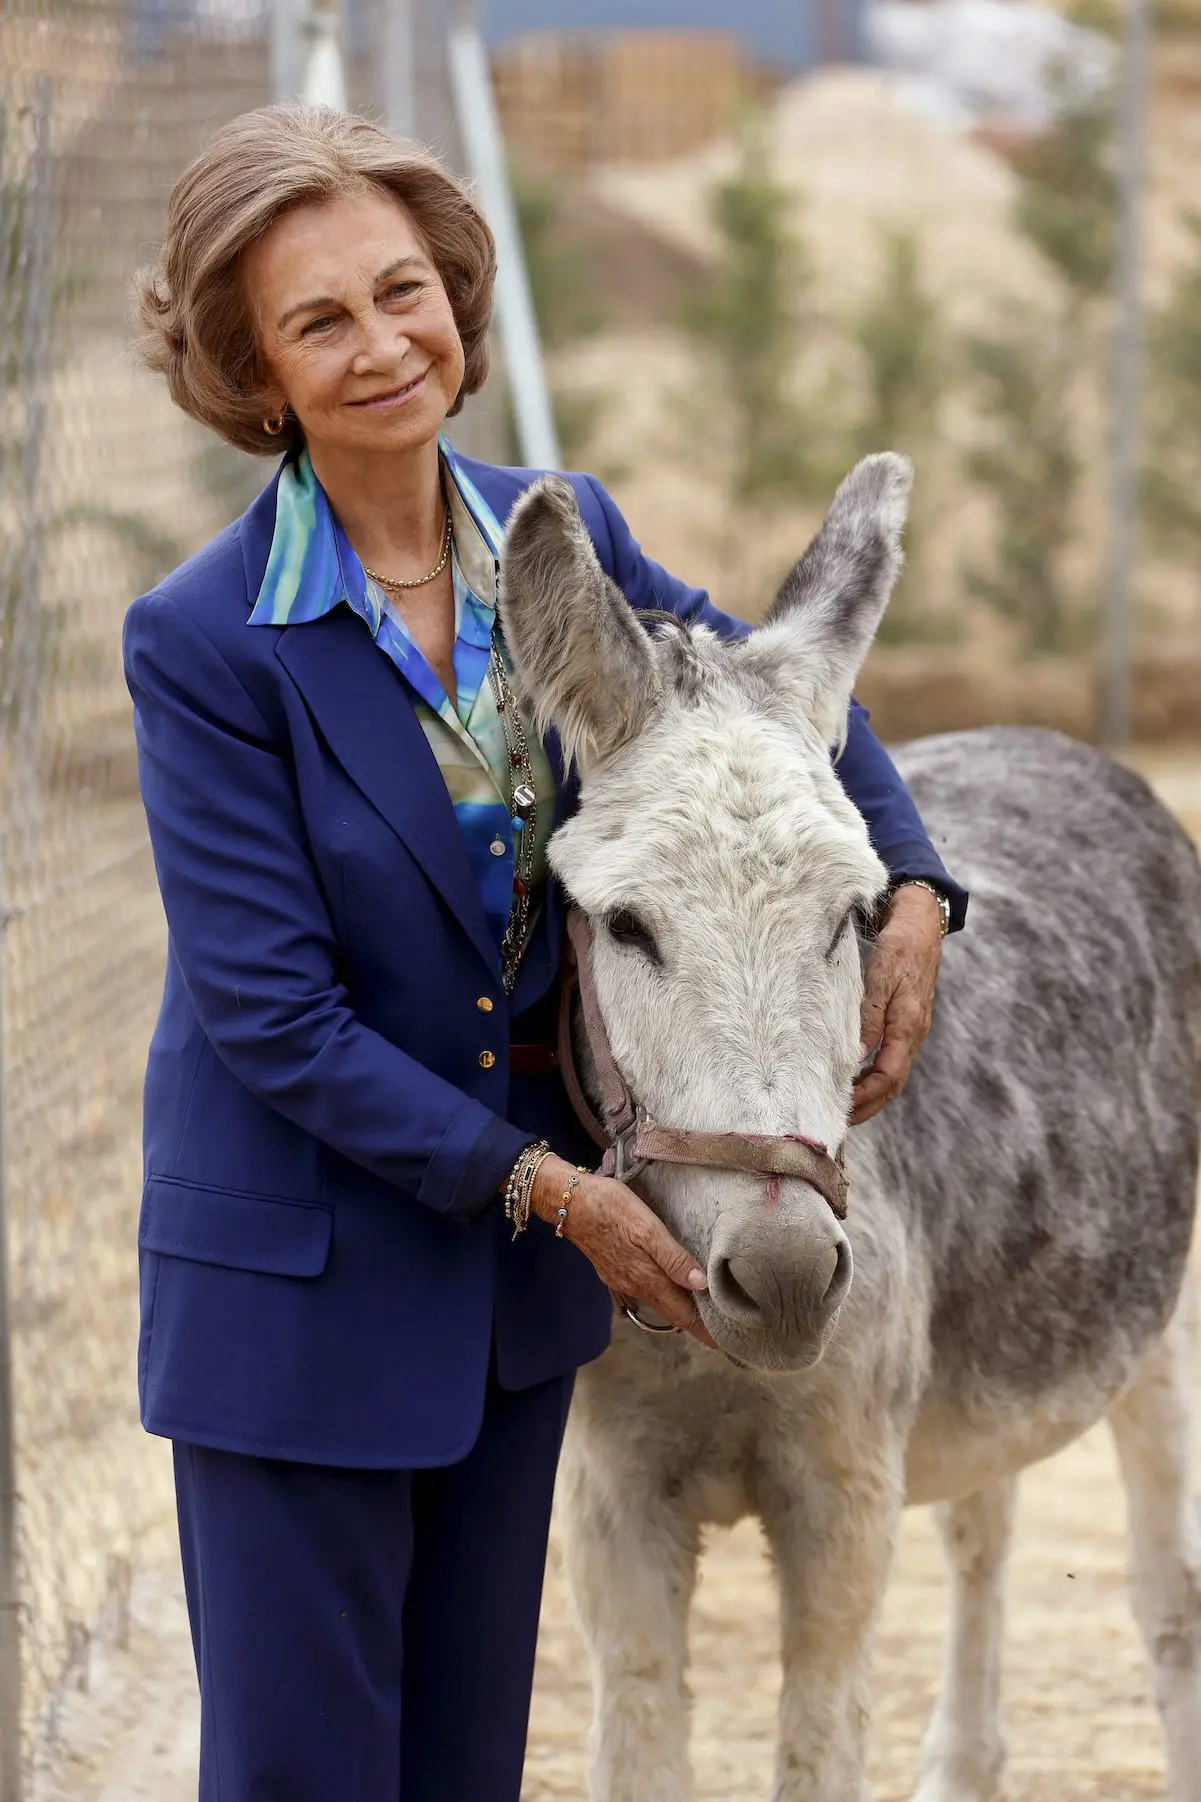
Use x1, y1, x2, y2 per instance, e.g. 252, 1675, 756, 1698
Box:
32, 1389, 1201, 1802
32, 758, 1201, 1802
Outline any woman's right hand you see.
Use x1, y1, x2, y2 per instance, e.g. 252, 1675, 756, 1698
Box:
531, 1155, 716, 1349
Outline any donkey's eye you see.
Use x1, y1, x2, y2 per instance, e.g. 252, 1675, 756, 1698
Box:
607, 909, 660, 962
827, 908, 858, 960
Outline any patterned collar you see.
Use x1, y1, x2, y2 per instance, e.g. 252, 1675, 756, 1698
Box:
246, 435, 506, 632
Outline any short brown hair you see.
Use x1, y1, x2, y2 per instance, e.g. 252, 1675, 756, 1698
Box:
133, 103, 497, 456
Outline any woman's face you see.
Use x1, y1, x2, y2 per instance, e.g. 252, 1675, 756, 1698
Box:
243, 184, 466, 460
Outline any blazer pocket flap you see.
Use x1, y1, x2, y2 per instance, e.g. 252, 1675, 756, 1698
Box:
139, 1177, 333, 1277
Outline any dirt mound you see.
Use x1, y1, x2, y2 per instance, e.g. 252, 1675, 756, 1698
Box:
592, 67, 1057, 329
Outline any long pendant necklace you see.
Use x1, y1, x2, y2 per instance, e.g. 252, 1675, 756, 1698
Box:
487, 629, 539, 993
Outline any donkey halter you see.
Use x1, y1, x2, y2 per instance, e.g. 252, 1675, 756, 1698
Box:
556, 908, 849, 1336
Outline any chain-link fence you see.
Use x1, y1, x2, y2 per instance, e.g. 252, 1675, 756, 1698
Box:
0, 8, 276, 1788
2, 0, 1200, 1795
0, 1, 497, 1788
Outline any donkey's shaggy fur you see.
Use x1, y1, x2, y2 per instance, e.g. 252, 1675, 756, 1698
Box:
499, 459, 1201, 1802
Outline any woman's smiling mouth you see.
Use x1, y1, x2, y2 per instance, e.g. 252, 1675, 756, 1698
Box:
349, 370, 428, 410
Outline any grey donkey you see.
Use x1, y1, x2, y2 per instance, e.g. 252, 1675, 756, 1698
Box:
497, 455, 1201, 1802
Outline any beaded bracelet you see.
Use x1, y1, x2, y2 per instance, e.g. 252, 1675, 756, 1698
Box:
504, 1140, 551, 1241
554, 1168, 586, 1239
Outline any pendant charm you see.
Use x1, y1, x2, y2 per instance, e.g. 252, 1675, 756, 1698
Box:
513, 782, 536, 815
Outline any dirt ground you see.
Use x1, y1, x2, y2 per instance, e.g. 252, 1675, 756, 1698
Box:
32, 755, 1201, 1802
32, 1396, 1201, 1802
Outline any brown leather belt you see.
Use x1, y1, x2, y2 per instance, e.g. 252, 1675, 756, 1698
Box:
509, 1042, 559, 1074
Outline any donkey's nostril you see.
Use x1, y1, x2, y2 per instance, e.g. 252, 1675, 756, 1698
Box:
822, 1235, 853, 1312
711, 1255, 772, 1324
709, 1229, 853, 1336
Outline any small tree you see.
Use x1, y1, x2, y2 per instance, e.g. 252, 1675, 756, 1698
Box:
1143, 209, 1201, 562
847, 231, 942, 457
1012, 89, 1116, 308
965, 322, 1083, 651
680, 131, 817, 506
510, 163, 605, 467
965, 82, 1116, 653
845, 228, 952, 642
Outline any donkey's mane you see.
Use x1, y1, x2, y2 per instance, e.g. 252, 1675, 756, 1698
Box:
634, 608, 709, 706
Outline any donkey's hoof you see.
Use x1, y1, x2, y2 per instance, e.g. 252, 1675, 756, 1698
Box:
911, 1754, 1004, 1802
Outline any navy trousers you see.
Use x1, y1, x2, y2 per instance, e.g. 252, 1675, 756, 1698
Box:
173, 1367, 574, 1801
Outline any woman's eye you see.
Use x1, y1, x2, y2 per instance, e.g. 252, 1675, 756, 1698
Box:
386, 282, 419, 300
301, 315, 336, 336
607, 909, 660, 962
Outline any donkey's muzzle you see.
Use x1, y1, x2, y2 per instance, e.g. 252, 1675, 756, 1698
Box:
705, 1187, 853, 1368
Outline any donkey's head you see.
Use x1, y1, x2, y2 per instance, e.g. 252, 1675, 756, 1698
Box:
499, 456, 911, 1372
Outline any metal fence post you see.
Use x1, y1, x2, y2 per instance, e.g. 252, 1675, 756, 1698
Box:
271, 0, 309, 104
381, 0, 416, 138
1101, 0, 1152, 751
0, 107, 13, 1791
0, 73, 53, 1800
0, 8, 293, 1783
447, 0, 560, 471
0, 873, 18, 1802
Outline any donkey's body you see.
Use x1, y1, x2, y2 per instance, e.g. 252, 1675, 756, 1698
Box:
571, 723, 1199, 1494
498, 460, 1201, 1801
894, 731, 1198, 1499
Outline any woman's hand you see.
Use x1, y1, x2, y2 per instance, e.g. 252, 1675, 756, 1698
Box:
851, 883, 943, 1126
531, 1155, 716, 1349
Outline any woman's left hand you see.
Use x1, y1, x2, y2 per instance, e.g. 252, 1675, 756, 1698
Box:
851, 883, 944, 1126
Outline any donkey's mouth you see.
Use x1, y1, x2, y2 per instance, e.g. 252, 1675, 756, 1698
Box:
695, 1285, 847, 1375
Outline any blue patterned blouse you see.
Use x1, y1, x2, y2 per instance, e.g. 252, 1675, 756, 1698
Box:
247, 443, 557, 974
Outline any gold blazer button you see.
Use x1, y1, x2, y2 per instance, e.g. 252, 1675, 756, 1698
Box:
476, 996, 494, 1013
479, 1050, 496, 1069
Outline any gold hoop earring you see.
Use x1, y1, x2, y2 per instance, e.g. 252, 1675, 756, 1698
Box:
263, 412, 286, 436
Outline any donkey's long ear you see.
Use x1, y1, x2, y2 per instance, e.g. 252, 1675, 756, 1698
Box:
498, 475, 661, 770
746, 453, 912, 748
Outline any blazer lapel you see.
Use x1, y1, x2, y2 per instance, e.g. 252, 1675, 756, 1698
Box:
276, 609, 500, 975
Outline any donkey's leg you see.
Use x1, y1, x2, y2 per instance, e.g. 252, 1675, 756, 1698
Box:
1107, 1298, 1201, 1802
912, 1478, 1017, 1802
560, 1444, 701, 1802
765, 1452, 904, 1802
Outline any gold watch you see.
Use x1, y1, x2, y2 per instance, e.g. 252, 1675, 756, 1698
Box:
889, 878, 951, 938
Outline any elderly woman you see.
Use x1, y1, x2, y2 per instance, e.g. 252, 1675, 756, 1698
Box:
127, 103, 965, 1802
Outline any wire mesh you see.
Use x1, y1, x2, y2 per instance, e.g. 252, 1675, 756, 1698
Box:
0, 1, 513, 1783
0, 1, 271, 1785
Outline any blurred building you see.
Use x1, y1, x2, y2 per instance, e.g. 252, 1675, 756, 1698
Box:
491, 29, 779, 170
483, 0, 869, 72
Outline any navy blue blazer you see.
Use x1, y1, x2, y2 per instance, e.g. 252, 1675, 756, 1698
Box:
124, 451, 965, 1468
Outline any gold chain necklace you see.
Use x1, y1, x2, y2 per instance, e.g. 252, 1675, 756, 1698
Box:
363, 508, 453, 591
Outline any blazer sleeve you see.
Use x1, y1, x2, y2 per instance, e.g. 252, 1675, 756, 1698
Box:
124, 591, 532, 1224
584, 475, 968, 932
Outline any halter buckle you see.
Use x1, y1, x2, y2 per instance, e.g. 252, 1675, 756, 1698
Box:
610, 1114, 650, 1186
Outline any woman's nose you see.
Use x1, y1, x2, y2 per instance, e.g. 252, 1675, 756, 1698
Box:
351, 317, 409, 374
